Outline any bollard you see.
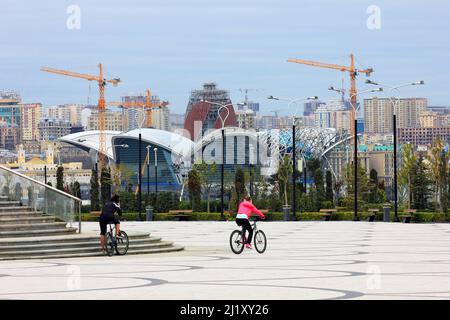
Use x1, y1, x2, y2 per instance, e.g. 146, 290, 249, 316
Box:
383, 204, 391, 222
282, 205, 291, 221
146, 206, 154, 221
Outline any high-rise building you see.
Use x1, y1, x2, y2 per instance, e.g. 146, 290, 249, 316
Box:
38, 119, 72, 141
364, 97, 427, 134
419, 111, 449, 128
87, 110, 128, 131
398, 127, 450, 148
236, 109, 256, 129
20, 103, 42, 141
0, 123, 20, 150
46, 104, 84, 126
0, 91, 21, 127
170, 113, 185, 131
237, 101, 260, 114
151, 107, 170, 131
184, 83, 237, 141
121, 94, 162, 130
304, 100, 325, 116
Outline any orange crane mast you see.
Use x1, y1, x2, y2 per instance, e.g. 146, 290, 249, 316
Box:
41, 64, 120, 169
287, 54, 373, 132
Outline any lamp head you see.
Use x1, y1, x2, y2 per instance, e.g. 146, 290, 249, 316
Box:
365, 79, 379, 85
371, 88, 383, 92
308, 96, 319, 100
267, 95, 278, 100
412, 80, 425, 85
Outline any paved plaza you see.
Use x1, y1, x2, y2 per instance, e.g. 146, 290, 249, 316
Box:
1, 221, 450, 300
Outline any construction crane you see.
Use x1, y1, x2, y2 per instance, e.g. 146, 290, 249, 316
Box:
287, 54, 373, 131
41, 64, 120, 169
108, 89, 169, 128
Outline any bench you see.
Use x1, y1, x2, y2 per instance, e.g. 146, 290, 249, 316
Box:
400, 209, 417, 223
168, 209, 193, 221
366, 209, 379, 222
89, 211, 101, 220
319, 209, 337, 221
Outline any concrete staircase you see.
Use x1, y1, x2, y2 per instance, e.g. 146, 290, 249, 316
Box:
0, 196, 183, 260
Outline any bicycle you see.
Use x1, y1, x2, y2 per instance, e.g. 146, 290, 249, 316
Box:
105, 223, 129, 256
229, 216, 267, 254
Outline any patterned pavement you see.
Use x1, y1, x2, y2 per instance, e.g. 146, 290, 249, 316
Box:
1, 221, 450, 299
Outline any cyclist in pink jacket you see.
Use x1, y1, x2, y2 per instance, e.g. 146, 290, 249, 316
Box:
236, 196, 265, 249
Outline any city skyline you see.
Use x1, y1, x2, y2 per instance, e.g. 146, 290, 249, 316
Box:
1, 0, 449, 116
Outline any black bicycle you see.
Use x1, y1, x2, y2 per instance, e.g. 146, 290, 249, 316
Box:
229, 216, 267, 254
105, 223, 129, 256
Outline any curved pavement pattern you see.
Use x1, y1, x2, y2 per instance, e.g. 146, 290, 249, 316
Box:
1, 221, 450, 300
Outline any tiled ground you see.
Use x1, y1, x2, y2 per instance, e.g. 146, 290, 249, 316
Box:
1, 221, 450, 299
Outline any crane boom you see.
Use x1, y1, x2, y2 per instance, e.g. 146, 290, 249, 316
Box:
41, 63, 120, 170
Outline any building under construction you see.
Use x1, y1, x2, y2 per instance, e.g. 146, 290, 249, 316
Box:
184, 83, 237, 141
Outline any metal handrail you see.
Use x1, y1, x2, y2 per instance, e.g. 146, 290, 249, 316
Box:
0, 165, 83, 233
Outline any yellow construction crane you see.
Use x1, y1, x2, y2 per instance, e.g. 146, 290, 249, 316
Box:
41, 64, 120, 169
287, 54, 373, 131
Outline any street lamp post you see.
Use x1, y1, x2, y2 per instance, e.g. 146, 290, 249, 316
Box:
329, 86, 383, 221
365, 80, 425, 221
267, 95, 318, 220
201, 100, 233, 221
154, 147, 158, 197
146, 145, 151, 195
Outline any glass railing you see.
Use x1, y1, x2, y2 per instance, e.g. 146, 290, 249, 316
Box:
0, 165, 82, 233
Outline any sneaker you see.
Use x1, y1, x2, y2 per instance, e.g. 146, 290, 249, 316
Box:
245, 243, 252, 249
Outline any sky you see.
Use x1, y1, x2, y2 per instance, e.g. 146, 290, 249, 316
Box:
1, 0, 450, 116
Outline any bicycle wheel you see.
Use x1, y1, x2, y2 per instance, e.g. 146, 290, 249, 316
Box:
105, 232, 114, 256
230, 230, 245, 254
115, 231, 129, 255
254, 230, 267, 254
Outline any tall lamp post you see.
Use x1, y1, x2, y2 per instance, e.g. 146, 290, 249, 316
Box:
201, 100, 233, 221
329, 86, 383, 221
365, 80, 425, 221
267, 95, 319, 220
146, 145, 151, 194
154, 147, 158, 195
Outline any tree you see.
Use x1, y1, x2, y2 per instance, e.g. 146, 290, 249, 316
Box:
56, 166, 64, 191
100, 166, 112, 206
90, 167, 100, 211
194, 161, 217, 213
412, 155, 432, 209
399, 143, 417, 209
187, 169, 202, 212
368, 169, 379, 203
235, 167, 246, 205
427, 138, 449, 213
313, 167, 325, 210
325, 170, 333, 203
277, 155, 292, 206
71, 181, 81, 198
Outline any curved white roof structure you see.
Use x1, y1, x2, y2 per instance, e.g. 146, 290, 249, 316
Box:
111, 128, 194, 158
59, 130, 121, 159
59, 129, 195, 161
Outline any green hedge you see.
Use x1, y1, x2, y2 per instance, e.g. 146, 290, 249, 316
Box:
81, 211, 449, 222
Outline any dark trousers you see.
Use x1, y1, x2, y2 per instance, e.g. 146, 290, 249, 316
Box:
236, 218, 253, 244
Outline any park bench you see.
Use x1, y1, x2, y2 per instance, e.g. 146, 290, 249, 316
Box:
400, 209, 417, 223
168, 209, 193, 221
319, 209, 337, 221
88, 211, 101, 220
366, 209, 379, 222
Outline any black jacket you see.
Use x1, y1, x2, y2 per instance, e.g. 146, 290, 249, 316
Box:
100, 201, 122, 218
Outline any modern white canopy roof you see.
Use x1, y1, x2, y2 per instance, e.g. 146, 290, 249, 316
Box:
59, 129, 195, 160
59, 130, 121, 159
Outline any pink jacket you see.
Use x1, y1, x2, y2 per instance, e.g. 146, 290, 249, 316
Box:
237, 201, 265, 219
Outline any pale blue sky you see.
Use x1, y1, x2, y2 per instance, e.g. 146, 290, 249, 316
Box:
2, 0, 449, 115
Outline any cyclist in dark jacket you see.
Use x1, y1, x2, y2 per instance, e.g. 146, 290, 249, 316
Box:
99, 194, 122, 251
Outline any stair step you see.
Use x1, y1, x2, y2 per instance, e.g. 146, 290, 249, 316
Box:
0, 201, 21, 207
0, 206, 33, 212
0, 232, 151, 245
0, 236, 163, 251
0, 245, 184, 260
0, 222, 68, 232
0, 228, 77, 238
0, 211, 45, 218
0, 241, 175, 257
0, 216, 56, 224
